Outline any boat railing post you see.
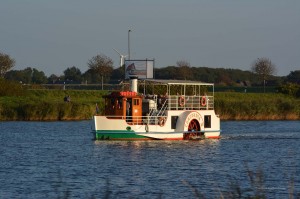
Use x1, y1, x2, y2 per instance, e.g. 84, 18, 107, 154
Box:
206, 99, 208, 110
176, 95, 179, 110
147, 113, 150, 125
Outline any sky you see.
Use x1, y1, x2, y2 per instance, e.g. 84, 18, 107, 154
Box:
1, 0, 299, 77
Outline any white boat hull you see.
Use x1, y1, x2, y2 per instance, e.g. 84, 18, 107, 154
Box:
93, 110, 220, 140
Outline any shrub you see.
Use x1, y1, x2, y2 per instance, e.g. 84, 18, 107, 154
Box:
278, 83, 300, 97
0, 78, 25, 96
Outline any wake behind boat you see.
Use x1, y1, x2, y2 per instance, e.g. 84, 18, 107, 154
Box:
92, 78, 221, 140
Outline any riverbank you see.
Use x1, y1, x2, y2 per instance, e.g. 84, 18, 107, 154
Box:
0, 90, 299, 121
215, 92, 300, 120
0, 90, 107, 121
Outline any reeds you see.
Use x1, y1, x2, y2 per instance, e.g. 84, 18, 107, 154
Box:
51, 166, 299, 199
1, 90, 299, 121
0, 89, 107, 120
215, 92, 300, 120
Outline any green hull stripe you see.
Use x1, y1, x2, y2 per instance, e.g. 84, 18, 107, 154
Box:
94, 130, 220, 140
95, 131, 147, 140
96, 130, 134, 132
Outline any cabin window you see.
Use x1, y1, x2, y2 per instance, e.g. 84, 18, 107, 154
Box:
111, 98, 115, 106
171, 116, 178, 129
204, 115, 211, 128
118, 98, 123, 109
133, 98, 139, 106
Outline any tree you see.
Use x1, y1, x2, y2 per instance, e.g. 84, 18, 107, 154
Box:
279, 83, 300, 97
251, 57, 276, 92
0, 52, 15, 78
176, 60, 192, 80
5, 70, 23, 82
5, 67, 47, 84
285, 70, 300, 84
48, 74, 59, 84
63, 66, 82, 83
155, 66, 178, 79
32, 68, 47, 84
87, 54, 114, 83
111, 65, 125, 80
5, 67, 32, 83
22, 67, 34, 83
82, 69, 93, 84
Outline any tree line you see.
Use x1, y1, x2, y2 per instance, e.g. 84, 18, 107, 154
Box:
1, 51, 299, 88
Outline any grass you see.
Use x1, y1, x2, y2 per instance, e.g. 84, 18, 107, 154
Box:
215, 92, 300, 120
0, 89, 300, 121
0, 89, 108, 120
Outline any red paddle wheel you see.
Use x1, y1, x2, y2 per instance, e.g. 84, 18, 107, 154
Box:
183, 119, 204, 140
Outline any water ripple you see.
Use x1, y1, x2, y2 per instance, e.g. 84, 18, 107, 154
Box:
0, 121, 299, 198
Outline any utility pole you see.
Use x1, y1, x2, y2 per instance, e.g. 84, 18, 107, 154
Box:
128, 29, 131, 60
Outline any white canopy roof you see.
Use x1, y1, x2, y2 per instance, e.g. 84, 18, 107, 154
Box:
142, 79, 214, 86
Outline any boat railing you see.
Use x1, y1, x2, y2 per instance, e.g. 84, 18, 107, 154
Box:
167, 95, 214, 110
156, 98, 168, 116
104, 115, 167, 126
148, 108, 156, 117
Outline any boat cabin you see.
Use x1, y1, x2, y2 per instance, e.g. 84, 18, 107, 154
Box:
93, 79, 220, 140
104, 91, 143, 124
102, 79, 215, 125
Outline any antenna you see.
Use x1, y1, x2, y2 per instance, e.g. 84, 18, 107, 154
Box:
113, 48, 127, 67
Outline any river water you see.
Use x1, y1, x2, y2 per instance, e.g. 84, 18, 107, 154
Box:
0, 121, 299, 198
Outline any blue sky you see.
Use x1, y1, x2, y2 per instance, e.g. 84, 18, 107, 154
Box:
1, 0, 299, 76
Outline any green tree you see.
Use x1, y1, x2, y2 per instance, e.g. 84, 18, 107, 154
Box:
279, 83, 300, 97
111, 65, 125, 80
155, 66, 178, 79
22, 67, 34, 83
5, 70, 24, 82
48, 74, 59, 84
63, 66, 82, 83
285, 70, 300, 84
0, 52, 15, 78
5, 67, 47, 84
5, 67, 32, 83
32, 68, 47, 84
87, 54, 114, 83
82, 69, 93, 84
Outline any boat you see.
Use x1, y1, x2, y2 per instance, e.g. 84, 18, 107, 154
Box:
92, 77, 221, 140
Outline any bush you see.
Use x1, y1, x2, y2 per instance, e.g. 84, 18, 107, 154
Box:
278, 83, 300, 97
0, 78, 25, 96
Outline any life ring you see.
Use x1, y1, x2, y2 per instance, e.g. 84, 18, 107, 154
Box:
200, 96, 206, 106
159, 117, 166, 127
178, 96, 185, 107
